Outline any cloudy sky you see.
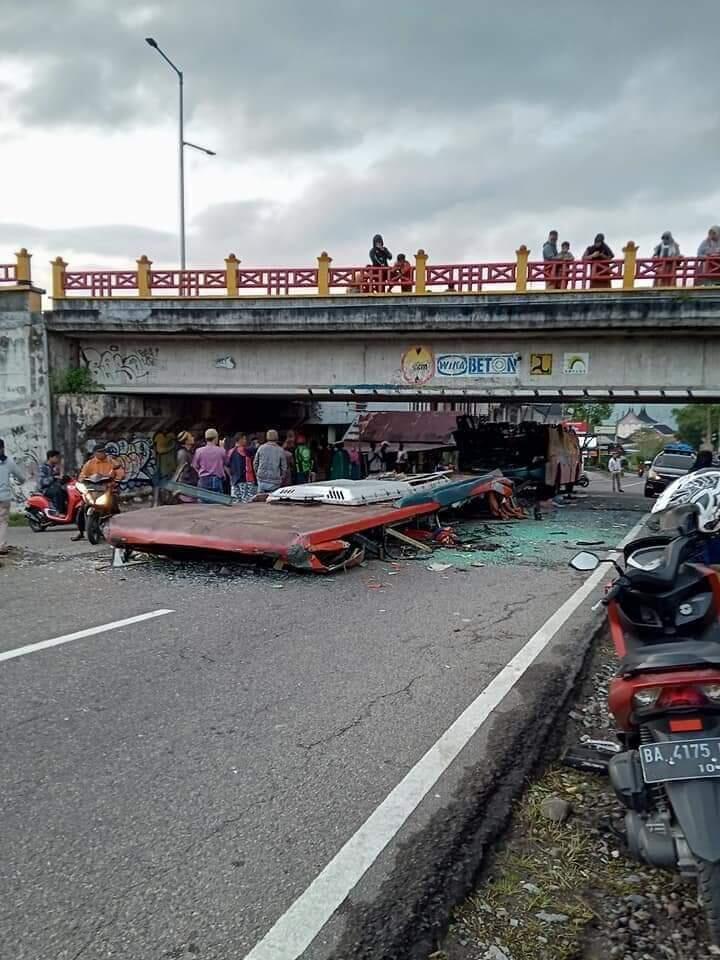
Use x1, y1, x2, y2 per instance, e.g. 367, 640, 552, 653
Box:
2, 0, 719, 289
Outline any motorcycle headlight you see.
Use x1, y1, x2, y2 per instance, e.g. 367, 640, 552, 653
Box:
633, 687, 662, 708
96, 492, 110, 507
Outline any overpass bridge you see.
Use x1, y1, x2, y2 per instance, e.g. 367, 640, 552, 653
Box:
4, 245, 720, 483
35, 242, 720, 403
45, 287, 720, 404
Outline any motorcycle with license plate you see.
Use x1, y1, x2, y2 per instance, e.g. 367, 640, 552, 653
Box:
570, 469, 720, 943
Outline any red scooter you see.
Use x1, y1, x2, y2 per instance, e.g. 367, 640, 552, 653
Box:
571, 511, 720, 942
25, 479, 83, 532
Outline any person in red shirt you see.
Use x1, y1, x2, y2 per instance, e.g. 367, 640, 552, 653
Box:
390, 254, 414, 293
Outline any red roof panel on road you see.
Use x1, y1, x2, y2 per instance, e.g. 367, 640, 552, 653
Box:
107, 500, 436, 563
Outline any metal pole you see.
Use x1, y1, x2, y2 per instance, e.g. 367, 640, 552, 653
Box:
178, 71, 186, 270
146, 40, 213, 270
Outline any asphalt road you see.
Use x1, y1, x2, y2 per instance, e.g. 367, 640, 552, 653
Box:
1, 489, 645, 960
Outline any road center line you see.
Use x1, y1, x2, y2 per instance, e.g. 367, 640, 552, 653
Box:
0, 609, 175, 663
243, 518, 647, 960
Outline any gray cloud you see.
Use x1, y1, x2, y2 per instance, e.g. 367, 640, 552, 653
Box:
4, 0, 720, 157
0, 222, 176, 262
2, 0, 719, 272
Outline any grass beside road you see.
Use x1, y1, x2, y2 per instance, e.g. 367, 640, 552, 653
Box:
435, 636, 717, 960
442, 767, 643, 960
8, 513, 27, 527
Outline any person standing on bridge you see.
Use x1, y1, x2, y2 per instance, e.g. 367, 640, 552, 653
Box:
583, 233, 614, 289
558, 241, 575, 289
369, 234, 392, 293
696, 226, 720, 286
652, 231, 681, 287
542, 230, 560, 289
390, 254, 414, 293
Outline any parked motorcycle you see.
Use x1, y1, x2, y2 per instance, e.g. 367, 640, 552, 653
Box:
75, 474, 121, 545
570, 510, 720, 941
25, 479, 83, 533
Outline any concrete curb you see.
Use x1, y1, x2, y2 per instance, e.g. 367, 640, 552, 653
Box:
331, 601, 608, 959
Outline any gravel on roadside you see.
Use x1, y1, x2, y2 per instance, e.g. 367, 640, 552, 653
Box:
434, 634, 720, 960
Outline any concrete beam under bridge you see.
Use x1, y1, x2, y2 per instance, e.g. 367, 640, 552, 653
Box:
44, 288, 720, 402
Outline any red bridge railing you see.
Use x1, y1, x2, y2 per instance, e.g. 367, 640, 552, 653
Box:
0, 262, 17, 284
35, 245, 720, 299
0, 249, 32, 286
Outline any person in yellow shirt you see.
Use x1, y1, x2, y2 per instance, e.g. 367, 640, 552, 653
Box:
72, 442, 125, 540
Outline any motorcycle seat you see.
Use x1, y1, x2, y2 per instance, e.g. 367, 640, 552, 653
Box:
625, 536, 699, 592
620, 639, 720, 676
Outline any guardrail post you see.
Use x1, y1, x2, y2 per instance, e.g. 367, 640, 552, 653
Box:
137, 254, 152, 297
225, 253, 239, 296
622, 241, 638, 290
15, 247, 31, 284
515, 245, 529, 292
414, 249, 428, 294
51, 256, 67, 299
317, 251, 332, 295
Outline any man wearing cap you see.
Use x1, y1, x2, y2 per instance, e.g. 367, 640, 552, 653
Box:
191, 428, 227, 498
72, 442, 125, 540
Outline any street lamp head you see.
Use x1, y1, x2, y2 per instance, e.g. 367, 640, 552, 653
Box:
145, 37, 158, 48
183, 140, 217, 157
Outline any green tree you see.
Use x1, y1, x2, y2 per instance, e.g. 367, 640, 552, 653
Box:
672, 405, 720, 449
566, 403, 612, 429
634, 430, 666, 467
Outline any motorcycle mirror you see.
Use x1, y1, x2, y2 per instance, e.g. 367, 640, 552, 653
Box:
569, 551, 601, 572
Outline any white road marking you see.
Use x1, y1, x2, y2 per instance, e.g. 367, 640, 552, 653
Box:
0, 609, 174, 663
243, 519, 647, 960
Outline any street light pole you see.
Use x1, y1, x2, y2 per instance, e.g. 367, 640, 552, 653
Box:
145, 37, 215, 270
178, 67, 185, 270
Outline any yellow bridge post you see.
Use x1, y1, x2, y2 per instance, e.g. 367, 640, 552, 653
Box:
51, 257, 67, 299
137, 255, 152, 297
515, 245, 529, 293
15, 248, 31, 285
225, 253, 239, 296
414, 249, 427, 294
622, 241, 638, 290
317, 251, 332, 296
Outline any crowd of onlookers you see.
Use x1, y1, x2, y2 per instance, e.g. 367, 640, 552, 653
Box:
175, 428, 416, 502
540, 226, 720, 289
352, 226, 720, 293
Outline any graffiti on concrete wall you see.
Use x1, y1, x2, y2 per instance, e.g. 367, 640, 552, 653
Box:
103, 432, 178, 491
81, 345, 159, 386
105, 437, 155, 489
5, 424, 40, 503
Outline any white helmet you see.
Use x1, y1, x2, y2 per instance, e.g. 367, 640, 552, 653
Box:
652, 468, 720, 532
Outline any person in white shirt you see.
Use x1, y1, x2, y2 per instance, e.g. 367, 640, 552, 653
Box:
608, 452, 624, 493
